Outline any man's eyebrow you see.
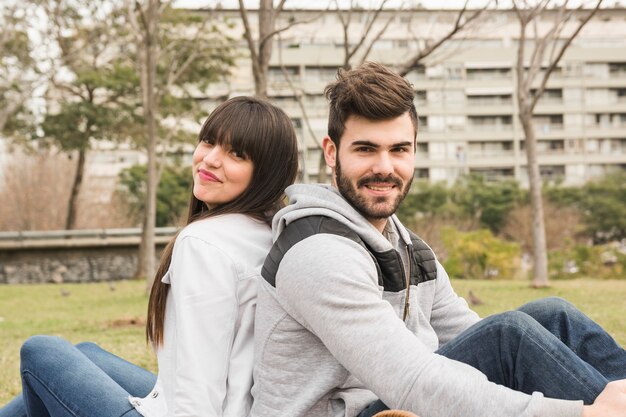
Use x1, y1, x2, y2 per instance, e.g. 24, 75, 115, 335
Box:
392, 141, 414, 147
350, 140, 414, 148
350, 140, 379, 147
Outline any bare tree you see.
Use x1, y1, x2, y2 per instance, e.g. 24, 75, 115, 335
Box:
128, 1, 234, 288
237, 2, 490, 182
128, 0, 161, 290
239, 0, 284, 98
333, 0, 397, 69
513, 0, 603, 287
0, 151, 74, 231
40, 0, 136, 231
397, 0, 493, 76
238, 0, 322, 98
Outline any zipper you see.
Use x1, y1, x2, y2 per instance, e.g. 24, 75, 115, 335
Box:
402, 243, 412, 321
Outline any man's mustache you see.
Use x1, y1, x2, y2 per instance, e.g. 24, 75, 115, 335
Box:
357, 175, 403, 188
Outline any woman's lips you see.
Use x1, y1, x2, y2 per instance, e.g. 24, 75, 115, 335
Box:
198, 168, 221, 182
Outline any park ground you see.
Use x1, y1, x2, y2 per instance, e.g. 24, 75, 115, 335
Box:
1, 278, 625, 404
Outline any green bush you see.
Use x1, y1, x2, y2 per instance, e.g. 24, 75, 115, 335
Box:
450, 174, 524, 234
441, 227, 521, 280
548, 243, 626, 280
117, 162, 192, 227
546, 171, 626, 243
399, 175, 523, 234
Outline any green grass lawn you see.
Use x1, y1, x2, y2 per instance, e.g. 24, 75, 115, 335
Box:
1, 278, 625, 405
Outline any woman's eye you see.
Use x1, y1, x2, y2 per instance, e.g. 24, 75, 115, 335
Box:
230, 150, 245, 159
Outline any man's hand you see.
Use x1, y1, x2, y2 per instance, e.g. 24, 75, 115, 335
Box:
582, 379, 626, 417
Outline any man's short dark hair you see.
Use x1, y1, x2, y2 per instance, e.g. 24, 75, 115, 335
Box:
324, 62, 418, 146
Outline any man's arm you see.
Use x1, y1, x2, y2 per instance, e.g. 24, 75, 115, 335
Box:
275, 234, 582, 417
429, 261, 480, 344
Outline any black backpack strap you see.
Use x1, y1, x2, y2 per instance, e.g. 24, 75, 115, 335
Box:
407, 229, 438, 284
261, 215, 438, 291
262, 216, 376, 287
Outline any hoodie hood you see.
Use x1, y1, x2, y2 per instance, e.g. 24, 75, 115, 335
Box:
272, 183, 412, 253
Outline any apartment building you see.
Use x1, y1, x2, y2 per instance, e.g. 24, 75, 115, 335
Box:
199, 6, 626, 186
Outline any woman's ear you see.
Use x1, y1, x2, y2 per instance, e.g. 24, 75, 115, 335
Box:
322, 136, 337, 169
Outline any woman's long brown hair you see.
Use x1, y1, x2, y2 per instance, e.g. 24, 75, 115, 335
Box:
146, 96, 299, 347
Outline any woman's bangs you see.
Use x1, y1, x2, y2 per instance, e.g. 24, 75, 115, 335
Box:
200, 102, 262, 161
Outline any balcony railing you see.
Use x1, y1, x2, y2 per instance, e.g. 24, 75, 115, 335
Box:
467, 97, 513, 106
466, 124, 513, 132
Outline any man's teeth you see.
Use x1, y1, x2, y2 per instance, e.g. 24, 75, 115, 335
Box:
366, 185, 393, 191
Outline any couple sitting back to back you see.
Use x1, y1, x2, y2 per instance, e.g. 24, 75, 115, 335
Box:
1, 62, 626, 417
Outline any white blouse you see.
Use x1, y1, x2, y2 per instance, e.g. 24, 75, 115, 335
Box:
130, 214, 272, 417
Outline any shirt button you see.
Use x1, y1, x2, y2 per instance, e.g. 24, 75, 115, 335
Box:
133, 399, 141, 407
152, 391, 159, 398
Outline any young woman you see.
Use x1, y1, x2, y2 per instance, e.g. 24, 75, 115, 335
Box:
0, 95, 299, 417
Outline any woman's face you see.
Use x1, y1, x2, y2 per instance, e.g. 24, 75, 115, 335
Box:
192, 141, 254, 208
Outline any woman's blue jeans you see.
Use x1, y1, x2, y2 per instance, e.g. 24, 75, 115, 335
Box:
0, 336, 156, 417
358, 297, 626, 417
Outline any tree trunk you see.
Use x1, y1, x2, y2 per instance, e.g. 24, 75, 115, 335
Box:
137, 0, 159, 291
519, 111, 549, 287
254, 0, 274, 98
65, 148, 86, 230
253, 63, 268, 98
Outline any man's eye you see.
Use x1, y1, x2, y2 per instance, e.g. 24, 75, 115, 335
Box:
356, 147, 373, 152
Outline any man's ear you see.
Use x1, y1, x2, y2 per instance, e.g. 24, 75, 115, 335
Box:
322, 136, 337, 169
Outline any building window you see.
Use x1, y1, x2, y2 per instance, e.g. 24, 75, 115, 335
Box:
466, 94, 512, 106
540, 165, 565, 181
467, 115, 512, 131
532, 114, 563, 133
268, 66, 299, 83
609, 62, 626, 77
466, 67, 510, 80
414, 168, 429, 179
305, 66, 337, 82
532, 88, 563, 104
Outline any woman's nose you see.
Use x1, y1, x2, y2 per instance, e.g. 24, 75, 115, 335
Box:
203, 145, 224, 167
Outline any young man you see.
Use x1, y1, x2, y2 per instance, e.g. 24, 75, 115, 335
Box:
250, 62, 626, 417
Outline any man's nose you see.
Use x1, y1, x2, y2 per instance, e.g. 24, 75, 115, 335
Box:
371, 152, 394, 175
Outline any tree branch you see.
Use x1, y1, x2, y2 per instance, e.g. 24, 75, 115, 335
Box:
165, 17, 209, 88
530, 0, 603, 110
346, 0, 390, 64
358, 11, 396, 66
237, 0, 259, 65
397, 0, 491, 76
259, 11, 325, 46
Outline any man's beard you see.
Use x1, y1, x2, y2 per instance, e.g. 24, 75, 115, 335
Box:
335, 157, 413, 221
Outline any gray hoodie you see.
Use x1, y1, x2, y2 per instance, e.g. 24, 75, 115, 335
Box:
250, 183, 583, 417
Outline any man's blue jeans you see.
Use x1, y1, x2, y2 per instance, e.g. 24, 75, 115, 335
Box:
358, 297, 626, 417
0, 336, 156, 417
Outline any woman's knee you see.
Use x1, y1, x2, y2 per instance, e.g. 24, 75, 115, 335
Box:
21, 336, 61, 360
75, 341, 100, 353
20, 335, 72, 371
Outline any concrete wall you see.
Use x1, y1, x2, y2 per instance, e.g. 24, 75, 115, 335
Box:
0, 233, 172, 284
